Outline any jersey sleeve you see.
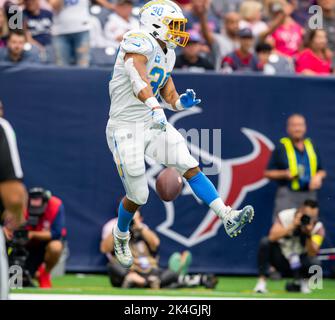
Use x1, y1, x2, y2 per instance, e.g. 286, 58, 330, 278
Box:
0, 118, 23, 182
120, 31, 155, 60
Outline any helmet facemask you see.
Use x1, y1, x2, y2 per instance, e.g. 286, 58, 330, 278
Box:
163, 17, 189, 48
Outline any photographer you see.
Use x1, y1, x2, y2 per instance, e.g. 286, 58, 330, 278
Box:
254, 200, 325, 294
6, 187, 66, 288
101, 211, 217, 289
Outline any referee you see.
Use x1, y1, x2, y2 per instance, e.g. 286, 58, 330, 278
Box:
0, 104, 26, 300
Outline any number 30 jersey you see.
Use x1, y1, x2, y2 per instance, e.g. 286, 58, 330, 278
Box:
108, 29, 176, 125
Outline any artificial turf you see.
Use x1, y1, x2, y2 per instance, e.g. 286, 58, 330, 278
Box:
11, 274, 335, 299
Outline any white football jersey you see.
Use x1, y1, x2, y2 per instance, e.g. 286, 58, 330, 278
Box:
108, 29, 176, 125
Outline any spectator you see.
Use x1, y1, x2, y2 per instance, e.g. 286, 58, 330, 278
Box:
49, 0, 120, 66
221, 28, 261, 72
100, 211, 217, 289
174, 0, 191, 9
255, 42, 294, 74
175, 31, 214, 71
254, 200, 325, 293
50, 0, 91, 67
211, 0, 243, 16
291, 0, 316, 26
239, 0, 268, 37
184, 0, 220, 39
198, 10, 240, 70
23, 0, 53, 62
265, 114, 327, 218
317, 0, 335, 55
89, 14, 109, 48
0, 30, 41, 63
0, 7, 8, 48
295, 29, 333, 75
5, 187, 67, 288
104, 0, 139, 48
266, 0, 304, 57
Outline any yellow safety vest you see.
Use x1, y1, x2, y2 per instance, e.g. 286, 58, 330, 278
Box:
280, 137, 318, 191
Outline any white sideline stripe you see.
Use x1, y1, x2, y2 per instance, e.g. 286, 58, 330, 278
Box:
10, 293, 309, 300
0, 118, 23, 178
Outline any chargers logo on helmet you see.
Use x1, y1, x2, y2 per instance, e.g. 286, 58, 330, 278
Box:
139, 0, 190, 49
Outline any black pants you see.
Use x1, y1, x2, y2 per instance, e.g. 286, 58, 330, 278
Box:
258, 237, 321, 279
107, 260, 179, 288
25, 241, 49, 277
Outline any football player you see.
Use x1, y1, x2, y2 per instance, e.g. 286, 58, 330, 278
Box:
106, 0, 254, 268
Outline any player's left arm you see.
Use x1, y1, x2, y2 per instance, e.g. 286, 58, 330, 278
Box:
160, 77, 201, 112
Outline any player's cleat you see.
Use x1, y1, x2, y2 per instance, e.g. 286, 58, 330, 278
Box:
113, 225, 133, 268
254, 279, 268, 293
222, 205, 254, 238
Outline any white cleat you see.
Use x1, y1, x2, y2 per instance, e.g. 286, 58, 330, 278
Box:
222, 205, 254, 238
300, 279, 311, 294
254, 279, 268, 294
113, 225, 133, 268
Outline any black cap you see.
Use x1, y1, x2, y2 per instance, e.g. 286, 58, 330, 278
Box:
238, 28, 253, 39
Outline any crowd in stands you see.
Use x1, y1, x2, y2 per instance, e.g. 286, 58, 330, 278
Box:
0, 0, 334, 75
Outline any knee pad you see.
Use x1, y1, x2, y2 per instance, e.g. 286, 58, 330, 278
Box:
174, 144, 199, 175
127, 183, 149, 206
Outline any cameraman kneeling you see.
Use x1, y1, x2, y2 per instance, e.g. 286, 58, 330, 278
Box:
101, 211, 217, 289
6, 188, 66, 288
254, 200, 324, 294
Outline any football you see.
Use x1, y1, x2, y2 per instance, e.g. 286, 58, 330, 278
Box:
155, 167, 183, 201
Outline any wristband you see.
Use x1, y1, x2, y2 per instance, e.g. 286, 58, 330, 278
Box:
145, 97, 160, 110
175, 99, 184, 111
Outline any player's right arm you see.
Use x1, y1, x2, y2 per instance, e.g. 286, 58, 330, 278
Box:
124, 52, 168, 131
124, 53, 155, 103
121, 32, 168, 131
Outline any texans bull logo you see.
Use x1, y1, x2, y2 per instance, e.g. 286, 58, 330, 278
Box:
146, 107, 274, 247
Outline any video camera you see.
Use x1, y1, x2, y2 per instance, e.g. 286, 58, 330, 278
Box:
293, 214, 314, 238
7, 187, 51, 286
300, 214, 311, 227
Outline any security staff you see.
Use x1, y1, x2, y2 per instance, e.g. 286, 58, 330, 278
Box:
0, 114, 26, 300
265, 114, 327, 218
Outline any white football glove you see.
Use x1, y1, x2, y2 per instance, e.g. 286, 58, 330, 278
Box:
151, 108, 167, 131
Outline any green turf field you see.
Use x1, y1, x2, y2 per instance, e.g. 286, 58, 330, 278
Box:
10, 274, 335, 299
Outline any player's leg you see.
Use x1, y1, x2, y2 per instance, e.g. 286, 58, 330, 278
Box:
147, 123, 254, 237
183, 166, 254, 237
106, 124, 149, 267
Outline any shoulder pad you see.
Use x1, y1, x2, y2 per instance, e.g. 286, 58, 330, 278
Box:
121, 31, 155, 59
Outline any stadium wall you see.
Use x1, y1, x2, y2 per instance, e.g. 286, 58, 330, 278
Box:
0, 64, 334, 274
